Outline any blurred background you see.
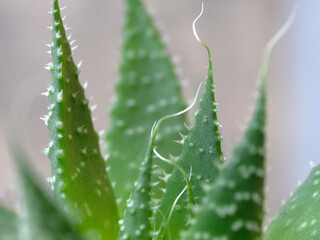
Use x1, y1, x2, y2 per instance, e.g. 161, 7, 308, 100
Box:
0, 0, 319, 222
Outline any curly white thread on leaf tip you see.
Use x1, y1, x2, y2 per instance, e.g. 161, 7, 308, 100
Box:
192, 2, 204, 45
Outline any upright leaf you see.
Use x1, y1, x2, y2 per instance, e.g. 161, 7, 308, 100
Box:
155, 7, 224, 239
0, 205, 18, 240
117, 137, 155, 240
184, 76, 266, 240
106, 0, 186, 216
183, 6, 297, 239
264, 163, 320, 240
117, 97, 196, 240
12, 148, 84, 240
44, 1, 118, 238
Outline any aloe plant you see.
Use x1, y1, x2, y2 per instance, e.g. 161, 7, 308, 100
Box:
2, 1, 317, 240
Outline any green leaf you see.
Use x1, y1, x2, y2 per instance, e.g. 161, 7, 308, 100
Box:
0, 205, 18, 240
44, 0, 118, 238
117, 94, 202, 240
117, 138, 155, 240
13, 148, 84, 240
183, 6, 296, 239
155, 14, 224, 240
106, 0, 186, 216
264, 164, 320, 240
184, 78, 266, 240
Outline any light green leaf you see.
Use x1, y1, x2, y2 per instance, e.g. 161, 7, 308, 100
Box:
44, 0, 118, 239
10, 145, 84, 240
264, 164, 320, 240
106, 0, 186, 216
0, 205, 18, 240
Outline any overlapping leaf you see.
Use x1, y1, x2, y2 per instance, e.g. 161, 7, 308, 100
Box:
184, 78, 266, 240
264, 164, 320, 240
183, 6, 297, 239
44, 0, 118, 238
106, 0, 186, 216
12, 147, 84, 240
117, 136, 156, 240
155, 14, 224, 239
0, 205, 18, 240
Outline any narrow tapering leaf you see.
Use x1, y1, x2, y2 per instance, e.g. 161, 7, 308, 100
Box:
106, 0, 186, 216
184, 79, 266, 240
155, 9, 224, 239
0, 205, 18, 240
183, 6, 297, 239
264, 163, 320, 240
12, 147, 84, 240
117, 95, 196, 240
117, 141, 155, 240
45, 1, 118, 238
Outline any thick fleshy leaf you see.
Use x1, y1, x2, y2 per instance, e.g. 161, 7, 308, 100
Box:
118, 88, 201, 240
264, 164, 320, 240
117, 139, 155, 240
13, 149, 84, 240
184, 79, 266, 240
106, 0, 186, 216
183, 6, 297, 239
0, 205, 18, 240
155, 21, 224, 240
44, 0, 118, 238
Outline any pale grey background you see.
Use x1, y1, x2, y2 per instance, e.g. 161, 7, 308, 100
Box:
0, 0, 319, 223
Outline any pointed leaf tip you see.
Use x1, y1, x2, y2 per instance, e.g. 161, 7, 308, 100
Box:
155, 6, 224, 239
183, 4, 297, 239
118, 85, 202, 240
106, 0, 187, 217
117, 143, 154, 240
46, 1, 118, 239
